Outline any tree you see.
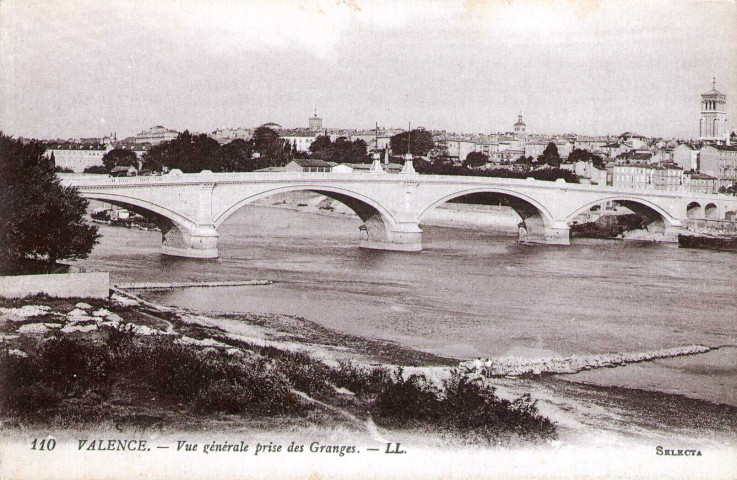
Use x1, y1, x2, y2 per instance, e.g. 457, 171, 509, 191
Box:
568, 148, 605, 169
330, 137, 369, 163
143, 131, 221, 173
309, 135, 333, 158
390, 129, 435, 156
102, 148, 138, 172
308, 135, 369, 163
0, 133, 99, 272
212, 139, 254, 172
537, 142, 561, 167
248, 126, 290, 168
464, 151, 489, 168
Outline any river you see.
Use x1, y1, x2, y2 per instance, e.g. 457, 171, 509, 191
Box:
74, 204, 737, 407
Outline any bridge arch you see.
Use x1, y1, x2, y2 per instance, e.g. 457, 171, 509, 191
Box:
686, 202, 703, 219
78, 191, 217, 258
565, 196, 678, 226
417, 187, 563, 244
704, 203, 718, 219
565, 196, 679, 239
213, 185, 400, 248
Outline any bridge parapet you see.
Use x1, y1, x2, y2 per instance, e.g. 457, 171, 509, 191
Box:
63, 172, 737, 258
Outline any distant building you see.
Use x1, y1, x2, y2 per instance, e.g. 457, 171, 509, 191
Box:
651, 165, 683, 192
513, 114, 526, 136
284, 158, 332, 172
614, 150, 653, 165
611, 164, 655, 189
524, 141, 548, 159
683, 171, 718, 194
574, 138, 610, 155
698, 144, 737, 188
211, 127, 253, 143
672, 143, 700, 171
280, 133, 318, 152
113, 142, 150, 160
618, 132, 648, 149
700, 79, 728, 144
45, 142, 113, 172
436, 139, 476, 162
475, 142, 500, 156
309, 112, 323, 130
134, 126, 179, 145
560, 161, 607, 185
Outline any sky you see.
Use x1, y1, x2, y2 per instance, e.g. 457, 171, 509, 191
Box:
1, 0, 735, 140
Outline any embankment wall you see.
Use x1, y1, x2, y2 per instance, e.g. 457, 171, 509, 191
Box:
0, 272, 110, 299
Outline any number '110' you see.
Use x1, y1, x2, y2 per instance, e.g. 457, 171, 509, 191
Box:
31, 439, 56, 450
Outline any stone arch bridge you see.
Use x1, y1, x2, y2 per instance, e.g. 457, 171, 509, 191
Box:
62, 171, 737, 258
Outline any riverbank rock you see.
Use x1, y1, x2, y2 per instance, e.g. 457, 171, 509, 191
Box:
0, 305, 52, 321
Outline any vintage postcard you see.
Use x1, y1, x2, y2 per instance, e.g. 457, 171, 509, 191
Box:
1, 0, 736, 478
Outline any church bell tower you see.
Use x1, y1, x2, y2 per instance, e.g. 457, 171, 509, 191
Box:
700, 78, 728, 144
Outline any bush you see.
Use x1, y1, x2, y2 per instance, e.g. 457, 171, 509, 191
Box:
38, 337, 114, 396
371, 370, 557, 444
328, 361, 392, 396
372, 370, 441, 424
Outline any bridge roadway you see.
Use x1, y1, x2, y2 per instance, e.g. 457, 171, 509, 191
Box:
62, 170, 737, 258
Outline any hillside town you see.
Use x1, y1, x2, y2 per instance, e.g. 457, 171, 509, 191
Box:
40, 80, 736, 196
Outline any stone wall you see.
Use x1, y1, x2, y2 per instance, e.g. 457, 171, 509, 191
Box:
0, 272, 110, 299
683, 218, 737, 235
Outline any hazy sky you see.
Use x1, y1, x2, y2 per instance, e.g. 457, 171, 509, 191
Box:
1, 0, 735, 140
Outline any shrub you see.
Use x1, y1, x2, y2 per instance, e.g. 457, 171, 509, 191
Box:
4, 384, 62, 416
38, 337, 114, 396
328, 361, 392, 396
371, 370, 557, 444
371, 369, 441, 425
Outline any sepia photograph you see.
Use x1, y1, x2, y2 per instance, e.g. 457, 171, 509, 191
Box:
0, 0, 736, 478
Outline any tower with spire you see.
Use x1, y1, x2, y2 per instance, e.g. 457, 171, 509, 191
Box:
700, 78, 728, 144
309, 108, 323, 131
514, 113, 527, 137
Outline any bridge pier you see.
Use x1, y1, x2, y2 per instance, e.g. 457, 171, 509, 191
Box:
359, 222, 423, 252
161, 225, 219, 259
518, 221, 571, 246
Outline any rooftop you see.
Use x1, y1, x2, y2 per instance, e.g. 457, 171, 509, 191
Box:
290, 158, 333, 167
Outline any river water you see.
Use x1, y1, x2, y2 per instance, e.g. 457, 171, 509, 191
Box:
74, 205, 737, 406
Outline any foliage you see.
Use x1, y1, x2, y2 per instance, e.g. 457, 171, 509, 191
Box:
537, 142, 562, 167
568, 148, 605, 169
390, 129, 435, 156
371, 370, 557, 445
0, 331, 296, 420
0, 132, 99, 271
83, 165, 109, 174
249, 126, 291, 168
309, 135, 333, 157
1, 320, 557, 443
464, 151, 489, 168
414, 158, 579, 183
308, 135, 369, 163
212, 139, 254, 172
143, 131, 221, 173
102, 148, 138, 171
